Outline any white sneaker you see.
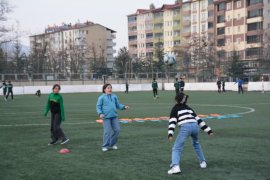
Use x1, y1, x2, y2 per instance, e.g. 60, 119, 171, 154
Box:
200, 161, 207, 168
102, 147, 108, 152
168, 165, 181, 175
112, 145, 118, 150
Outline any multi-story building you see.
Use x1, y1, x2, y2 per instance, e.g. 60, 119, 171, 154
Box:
30, 21, 116, 72
128, 0, 270, 76
128, 4, 182, 60
213, 0, 267, 75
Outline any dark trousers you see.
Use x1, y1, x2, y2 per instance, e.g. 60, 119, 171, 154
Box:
50, 113, 66, 141
3, 90, 7, 96
222, 86, 225, 92
125, 87, 129, 93
175, 88, 179, 94
153, 89, 158, 97
238, 86, 244, 94
6, 91, 13, 99
180, 87, 184, 92
217, 86, 221, 93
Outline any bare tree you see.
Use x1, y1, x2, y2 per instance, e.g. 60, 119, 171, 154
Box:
261, 29, 270, 74
0, 0, 13, 43
149, 3, 155, 10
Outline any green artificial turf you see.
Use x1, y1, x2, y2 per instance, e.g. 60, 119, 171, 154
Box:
0, 91, 269, 180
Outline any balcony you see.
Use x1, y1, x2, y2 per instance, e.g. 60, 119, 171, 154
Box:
247, 16, 263, 24
128, 40, 137, 45
182, 20, 191, 26
182, 32, 191, 37
146, 38, 153, 43
208, 16, 214, 22
107, 41, 116, 47
106, 49, 117, 55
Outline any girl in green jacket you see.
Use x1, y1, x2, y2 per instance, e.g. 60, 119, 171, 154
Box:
44, 84, 69, 145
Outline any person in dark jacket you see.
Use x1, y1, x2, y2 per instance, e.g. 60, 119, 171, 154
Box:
179, 77, 185, 92
174, 78, 180, 94
217, 80, 221, 93
0, 80, 7, 101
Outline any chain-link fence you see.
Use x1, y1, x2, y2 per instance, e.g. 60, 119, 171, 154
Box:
0, 72, 268, 86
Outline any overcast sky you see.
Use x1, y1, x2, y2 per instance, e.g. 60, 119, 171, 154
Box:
8, 0, 176, 51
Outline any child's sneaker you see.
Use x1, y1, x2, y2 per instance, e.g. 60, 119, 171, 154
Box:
60, 138, 70, 145
112, 145, 118, 150
48, 140, 58, 146
200, 161, 207, 168
168, 165, 181, 175
102, 147, 108, 152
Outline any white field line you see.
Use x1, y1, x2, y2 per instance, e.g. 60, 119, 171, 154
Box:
193, 104, 255, 115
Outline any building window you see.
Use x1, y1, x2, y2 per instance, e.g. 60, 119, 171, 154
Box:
227, 39, 231, 44
238, 26, 241, 32
208, 22, 213, 29
227, 2, 231, 10
217, 27, 225, 35
227, 15, 231, 21
237, 38, 241, 44
217, 2, 225, 11
237, 14, 241, 20
208, 10, 213, 17
217, 39, 225, 46
247, 0, 263, 6
268, 23, 270, 29
202, 13, 206, 21
246, 47, 262, 57
193, 14, 197, 21
247, 35, 261, 43
193, 25, 197, 33
247, 22, 263, 31
217, 15, 225, 23
228, 27, 231, 33
202, 24, 206, 32
236, 1, 241, 8
192, 3, 197, 11
248, 9, 263, 18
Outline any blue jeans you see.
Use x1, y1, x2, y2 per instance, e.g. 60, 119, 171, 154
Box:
102, 117, 120, 148
171, 122, 206, 167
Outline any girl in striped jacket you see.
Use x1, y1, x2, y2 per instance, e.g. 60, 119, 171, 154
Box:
168, 93, 213, 175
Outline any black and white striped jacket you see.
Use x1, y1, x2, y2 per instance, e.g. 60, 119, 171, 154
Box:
168, 104, 213, 138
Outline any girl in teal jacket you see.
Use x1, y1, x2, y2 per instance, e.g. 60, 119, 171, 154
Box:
96, 84, 129, 152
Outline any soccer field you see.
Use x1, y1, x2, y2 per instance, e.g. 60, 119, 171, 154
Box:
0, 91, 269, 180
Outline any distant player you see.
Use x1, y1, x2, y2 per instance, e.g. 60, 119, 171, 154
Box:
35, 89, 41, 97
235, 78, 244, 94
152, 78, 159, 99
222, 80, 225, 92
217, 79, 221, 93
5, 81, 14, 100
179, 77, 185, 92
167, 92, 213, 175
0, 80, 7, 101
174, 78, 180, 94
44, 84, 69, 146
125, 80, 129, 94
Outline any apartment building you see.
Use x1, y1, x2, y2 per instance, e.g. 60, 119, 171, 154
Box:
213, 0, 268, 74
30, 21, 116, 71
128, 4, 182, 59
128, 0, 270, 75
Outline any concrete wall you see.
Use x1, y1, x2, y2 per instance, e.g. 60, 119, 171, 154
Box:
0, 82, 269, 95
